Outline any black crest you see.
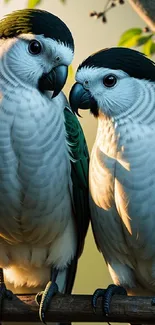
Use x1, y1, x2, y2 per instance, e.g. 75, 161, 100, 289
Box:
79, 47, 155, 81
0, 9, 74, 50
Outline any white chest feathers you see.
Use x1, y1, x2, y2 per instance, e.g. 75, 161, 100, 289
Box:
0, 87, 76, 268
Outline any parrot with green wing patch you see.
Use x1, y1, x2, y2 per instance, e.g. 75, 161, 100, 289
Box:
0, 8, 90, 324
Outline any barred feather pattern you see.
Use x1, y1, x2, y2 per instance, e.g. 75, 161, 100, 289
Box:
90, 80, 155, 294
0, 57, 77, 287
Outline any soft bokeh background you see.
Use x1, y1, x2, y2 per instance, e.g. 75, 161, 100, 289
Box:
0, 1, 147, 324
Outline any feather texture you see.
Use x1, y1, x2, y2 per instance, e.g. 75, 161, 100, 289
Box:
71, 47, 155, 296
90, 81, 155, 294
0, 27, 89, 304
64, 107, 90, 258
0, 9, 74, 51
0, 60, 78, 287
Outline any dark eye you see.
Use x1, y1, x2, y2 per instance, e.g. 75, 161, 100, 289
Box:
103, 74, 117, 87
28, 40, 42, 55
83, 80, 89, 88
56, 56, 60, 62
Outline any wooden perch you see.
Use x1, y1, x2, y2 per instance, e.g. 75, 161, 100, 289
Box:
1, 293, 155, 323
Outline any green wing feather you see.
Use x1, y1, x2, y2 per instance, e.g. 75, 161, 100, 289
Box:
64, 106, 90, 258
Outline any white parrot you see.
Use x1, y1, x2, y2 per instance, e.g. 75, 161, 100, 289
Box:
69, 47, 155, 316
0, 9, 90, 323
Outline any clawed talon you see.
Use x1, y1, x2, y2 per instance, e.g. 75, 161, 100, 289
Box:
0, 283, 13, 301
92, 288, 106, 313
92, 284, 127, 316
35, 291, 44, 306
35, 281, 58, 324
0, 268, 13, 321
0, 284, 13, 324
103, 284, 127, 315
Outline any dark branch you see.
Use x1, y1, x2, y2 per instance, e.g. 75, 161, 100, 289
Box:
90, 0, 155, 33
128, 0, 155, 32
2, 293, 155, 323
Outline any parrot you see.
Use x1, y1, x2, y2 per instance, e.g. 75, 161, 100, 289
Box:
0, 8, 90, 324
69, 47, 155, 316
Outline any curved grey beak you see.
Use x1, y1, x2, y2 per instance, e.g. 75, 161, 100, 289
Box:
69, 82, 98, 116
38, 65, 68, 98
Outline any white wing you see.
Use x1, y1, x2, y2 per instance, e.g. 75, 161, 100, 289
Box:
90, 118, 155, 290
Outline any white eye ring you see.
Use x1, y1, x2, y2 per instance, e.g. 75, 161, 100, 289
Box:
55, 56, 61, 62
83, 80, 89, 88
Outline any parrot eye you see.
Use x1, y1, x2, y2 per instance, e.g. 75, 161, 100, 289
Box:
55, 56, 60, 62
103, 74, 117, 88
83, 80, 89, 89
28, 40, 42, 55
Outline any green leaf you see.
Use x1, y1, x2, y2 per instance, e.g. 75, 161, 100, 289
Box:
60, 0, 66, 3
143, 39, 155, 57
136, 34, 154, 46
68, 65, 74, 81
4, 0, 11, 3
119, 34, 142, 48
118, 28, 142, 47
27, 0, 41, 8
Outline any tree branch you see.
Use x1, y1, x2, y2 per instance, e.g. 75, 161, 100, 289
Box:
128, 0, 155, 32
2, 293, 155, 323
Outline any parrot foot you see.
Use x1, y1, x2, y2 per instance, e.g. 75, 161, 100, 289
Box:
0, 282, 13, 302
0, 283, 13, 324
35, 281, 58, 324
92, 284, 127, 315
0, 268, 13, 321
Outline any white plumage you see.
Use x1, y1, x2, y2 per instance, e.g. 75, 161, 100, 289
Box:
0, 35, 76, 288
75, 61, 155, 295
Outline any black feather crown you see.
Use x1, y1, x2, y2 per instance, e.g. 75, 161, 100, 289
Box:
0, 9, 74, 51
79, 47, 155, 81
